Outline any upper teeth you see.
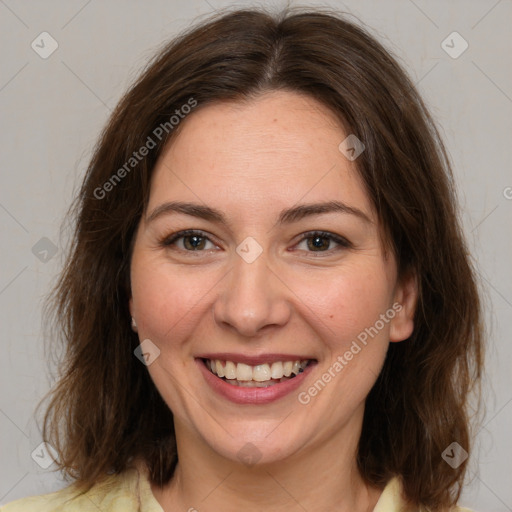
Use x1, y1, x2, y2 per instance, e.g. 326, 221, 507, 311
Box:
206, 359, 309, 381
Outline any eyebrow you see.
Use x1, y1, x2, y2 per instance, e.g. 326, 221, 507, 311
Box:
146, 200, 372, 226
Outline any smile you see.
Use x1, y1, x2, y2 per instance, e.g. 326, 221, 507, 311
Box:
196, 356, 317, 404
204, 358, 312, 387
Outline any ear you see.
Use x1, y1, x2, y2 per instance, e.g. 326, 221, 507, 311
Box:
389, 270, 418, 342
129, 296, 138, 332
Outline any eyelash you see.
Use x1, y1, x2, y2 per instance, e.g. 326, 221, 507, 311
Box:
160, 229, 351, 255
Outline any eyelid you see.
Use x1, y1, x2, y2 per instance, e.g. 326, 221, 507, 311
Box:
294, 230, 352, 252
161, 229, 219, 249
161, 229, 351, 254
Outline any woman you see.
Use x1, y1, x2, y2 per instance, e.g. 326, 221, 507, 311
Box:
2, 7, 483, 512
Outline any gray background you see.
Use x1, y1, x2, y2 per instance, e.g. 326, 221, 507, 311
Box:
1, 0, 511, 510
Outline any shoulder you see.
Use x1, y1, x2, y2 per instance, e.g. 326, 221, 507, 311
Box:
0, 466, 159, 512
374, 476, 476, 512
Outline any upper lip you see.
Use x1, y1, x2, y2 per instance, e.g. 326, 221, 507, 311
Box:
196, 353, 316, 366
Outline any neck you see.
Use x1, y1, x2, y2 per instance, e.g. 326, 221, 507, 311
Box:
149, 408, 384, 512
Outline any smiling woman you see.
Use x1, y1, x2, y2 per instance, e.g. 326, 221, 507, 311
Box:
1, 6, 482, 512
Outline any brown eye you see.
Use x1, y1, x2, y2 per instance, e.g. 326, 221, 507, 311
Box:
307, 235, 331, 251
162, 230, 216, 251
296, 231, 351, 253
183, 234, 207, 250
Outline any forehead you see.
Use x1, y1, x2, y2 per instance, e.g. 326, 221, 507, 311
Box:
147, 90, 374, 224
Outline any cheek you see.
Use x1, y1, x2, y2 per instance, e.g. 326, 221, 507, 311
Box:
131, 246, 396, 356
130, 258, 212, 348
290, 261, 394, 347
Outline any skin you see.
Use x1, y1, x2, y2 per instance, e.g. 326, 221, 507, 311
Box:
129, 90, 417, 512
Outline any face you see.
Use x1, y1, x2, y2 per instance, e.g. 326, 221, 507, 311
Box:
129, 90, 416, 466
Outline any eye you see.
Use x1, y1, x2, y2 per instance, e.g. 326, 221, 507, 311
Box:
161, 230, 217, 251
294, 231, 351, 254
160, 229, 351, 255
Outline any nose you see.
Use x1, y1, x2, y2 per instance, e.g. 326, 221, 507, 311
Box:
213, 246, 292, 338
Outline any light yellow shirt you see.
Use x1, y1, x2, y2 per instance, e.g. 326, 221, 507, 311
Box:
0, 464, 473, 512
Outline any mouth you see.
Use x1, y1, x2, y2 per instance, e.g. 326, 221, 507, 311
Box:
201, 358, 315, 388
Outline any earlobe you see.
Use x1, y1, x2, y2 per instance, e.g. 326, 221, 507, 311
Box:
389, 271, 418, 342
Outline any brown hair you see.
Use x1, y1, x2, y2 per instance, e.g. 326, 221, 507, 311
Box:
40, 7, 483, 510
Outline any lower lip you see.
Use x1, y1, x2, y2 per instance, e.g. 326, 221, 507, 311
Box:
196, 359, 316, 405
